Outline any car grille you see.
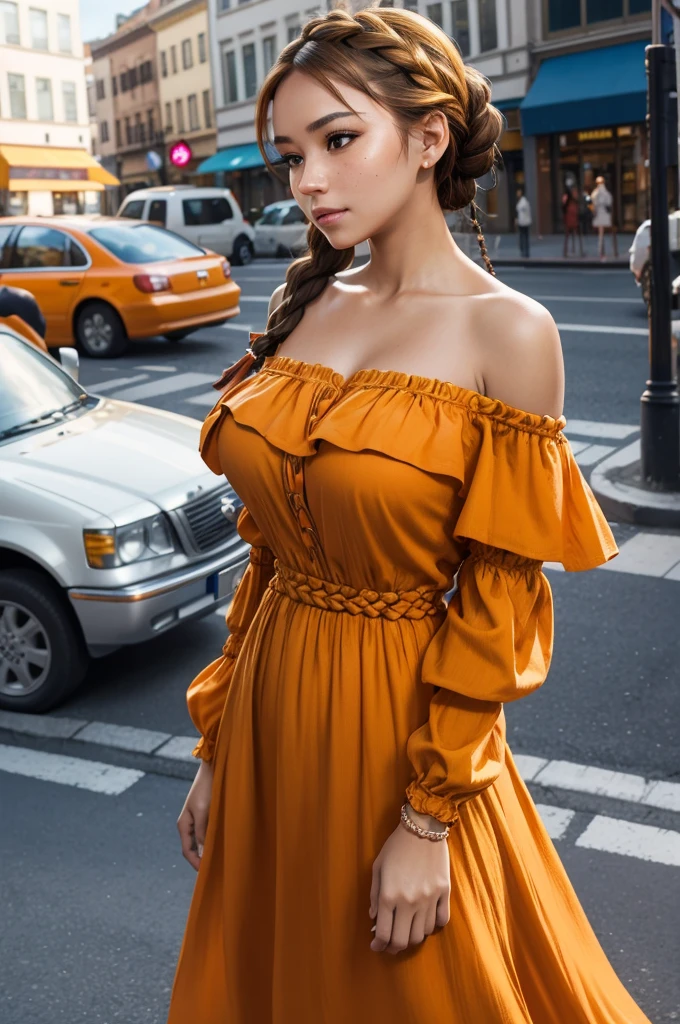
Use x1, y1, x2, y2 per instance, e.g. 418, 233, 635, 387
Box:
180, 484, 241, 554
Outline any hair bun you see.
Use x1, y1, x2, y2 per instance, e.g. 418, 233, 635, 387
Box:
441, 66, 503, 210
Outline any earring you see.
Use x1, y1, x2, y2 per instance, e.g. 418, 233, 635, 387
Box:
423, 161, 429, 168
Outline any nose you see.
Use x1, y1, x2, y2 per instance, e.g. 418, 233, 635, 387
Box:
295, 152, 330, 196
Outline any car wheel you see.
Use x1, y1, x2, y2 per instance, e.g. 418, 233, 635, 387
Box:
641, 262, 651, 312
75, 302, 128, 359
164, 330, 192, 342
0, 569, 89, 713
231, 235, 254, 266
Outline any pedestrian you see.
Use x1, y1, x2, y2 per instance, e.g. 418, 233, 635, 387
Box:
515, 186, 531, 257
591, 175, 618, 260
167, 7, 652, 1024
562, 182, 585, 257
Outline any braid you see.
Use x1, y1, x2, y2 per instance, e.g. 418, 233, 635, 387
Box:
469, 200, 496, 276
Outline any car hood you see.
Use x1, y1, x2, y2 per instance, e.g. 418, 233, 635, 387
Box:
6, 397, 221, 522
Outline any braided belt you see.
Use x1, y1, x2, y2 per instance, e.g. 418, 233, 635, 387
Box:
268, 561, 445, 621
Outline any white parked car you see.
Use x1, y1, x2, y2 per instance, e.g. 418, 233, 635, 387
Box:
0, 324, 249, 713
117, 186, 256, 265
254, 199, 309, 258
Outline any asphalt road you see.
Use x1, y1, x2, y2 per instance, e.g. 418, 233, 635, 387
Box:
1, 258, 678, 1024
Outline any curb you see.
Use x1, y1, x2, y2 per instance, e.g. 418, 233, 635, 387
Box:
590, 440, 680, 529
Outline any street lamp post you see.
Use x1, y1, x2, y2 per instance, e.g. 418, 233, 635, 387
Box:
641, 44, 680, 490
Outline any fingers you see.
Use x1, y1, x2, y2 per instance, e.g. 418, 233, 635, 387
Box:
370, 896, 395, 953
177, 807, 201, 872
435, 889, 451, 929
369, 863, 380, 920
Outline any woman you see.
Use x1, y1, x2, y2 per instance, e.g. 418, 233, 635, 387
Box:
591, 175, 619, 261
167, 6, 651, 1023
562, 182, 584, 257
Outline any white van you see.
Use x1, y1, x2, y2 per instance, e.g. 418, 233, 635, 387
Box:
117, 186, 256, 265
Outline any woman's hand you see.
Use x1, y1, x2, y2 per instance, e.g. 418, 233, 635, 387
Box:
177, 759, 213, 871
369, 804, 451, 954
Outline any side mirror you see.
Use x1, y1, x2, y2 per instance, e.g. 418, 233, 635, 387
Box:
58, 347, 80, 382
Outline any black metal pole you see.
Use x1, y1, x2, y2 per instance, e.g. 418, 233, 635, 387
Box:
641, 43, 680, 489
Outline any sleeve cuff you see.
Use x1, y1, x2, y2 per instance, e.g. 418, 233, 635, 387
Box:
405, 781, 460, 827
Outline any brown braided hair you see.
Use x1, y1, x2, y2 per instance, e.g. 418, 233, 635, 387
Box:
239, 2, 502, 375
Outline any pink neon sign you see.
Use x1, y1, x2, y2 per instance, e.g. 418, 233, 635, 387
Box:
169, 141, 192, 168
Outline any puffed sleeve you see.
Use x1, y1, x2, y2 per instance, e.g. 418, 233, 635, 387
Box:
187, 505, 275, 762
405, 417, 619, 825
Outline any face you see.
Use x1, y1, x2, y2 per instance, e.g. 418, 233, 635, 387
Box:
271, 70, 443, 249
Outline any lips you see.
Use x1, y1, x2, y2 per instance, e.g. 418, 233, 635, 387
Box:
313, 208, 348, 225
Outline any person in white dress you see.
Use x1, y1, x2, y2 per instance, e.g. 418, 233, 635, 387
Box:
590, 175, 618, 260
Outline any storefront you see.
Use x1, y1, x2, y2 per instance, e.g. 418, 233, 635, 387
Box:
520, 39, 650, 235
197, 141, 288, 222
0, 145, 119, 218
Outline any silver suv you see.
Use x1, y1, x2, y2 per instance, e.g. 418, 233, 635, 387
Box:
0, 325, 249, 712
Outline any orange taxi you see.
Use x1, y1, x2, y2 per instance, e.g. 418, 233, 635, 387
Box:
0, 215, 241, 358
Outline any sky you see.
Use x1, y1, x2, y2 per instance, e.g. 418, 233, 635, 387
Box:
80, 0, 143, 43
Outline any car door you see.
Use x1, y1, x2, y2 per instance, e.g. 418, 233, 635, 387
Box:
196, 197, 234, 256
255, 206, 284, 256
279, 204, 308, 254
2, 226, 87, 345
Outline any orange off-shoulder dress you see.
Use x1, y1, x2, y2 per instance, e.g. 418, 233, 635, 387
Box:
167, 341, 652, 1024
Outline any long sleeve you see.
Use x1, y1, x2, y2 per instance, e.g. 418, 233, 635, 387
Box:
405, 541, 554, 825
187, 505, 275, 762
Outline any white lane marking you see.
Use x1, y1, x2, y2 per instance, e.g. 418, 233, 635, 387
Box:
536, 804, 575, 840
598, 533, 680, 578
531, 294, 640, 304
237, 296, 271, 303
565, 419, 640, 440
87, 374, 149, 394
534, 760, 651, 803
0, 743, 143, 795
185, 392, 222, 408
0, 710, 86, 739
111, 372, 217, 401
135, 364, 178, 373
575, 816, 680, 867
572, 443, 617, 466
513, 754, 549, 780
643, 781, 680, 813
154, 736, 198, 762
72, 722, 171, 754
219, 323, 253, 332
556, 322, 648, 336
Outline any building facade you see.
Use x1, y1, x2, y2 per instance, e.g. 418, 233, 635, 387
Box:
149, 0, 216, 184
0, 0, 115, 216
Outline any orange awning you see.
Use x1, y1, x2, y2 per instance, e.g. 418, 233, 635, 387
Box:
8, 178, 105, 193
0, 144, 119, 188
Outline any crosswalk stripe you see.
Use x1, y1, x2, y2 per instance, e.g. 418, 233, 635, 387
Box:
0, 743, 143, 795
575, 816, 680, 867
111, 372, 217, 401
556, 322, 649, 336
598, 532, 680, 578
536, 804, 575, 840
569, 443, 617, 466
565, 419, 640, 440
532, 295, 640, 304
88, 374, 149, 394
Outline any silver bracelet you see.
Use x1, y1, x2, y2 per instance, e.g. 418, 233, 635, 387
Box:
400, 802, 450, 842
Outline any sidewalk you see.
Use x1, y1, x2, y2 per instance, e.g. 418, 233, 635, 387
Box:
591, 441, 680, 530
452, 231, 634, 268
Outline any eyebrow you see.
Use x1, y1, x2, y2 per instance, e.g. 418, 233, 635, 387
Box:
273, 110, 361, 144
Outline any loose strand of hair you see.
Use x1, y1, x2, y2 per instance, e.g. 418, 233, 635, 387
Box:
469, 200, 496, 276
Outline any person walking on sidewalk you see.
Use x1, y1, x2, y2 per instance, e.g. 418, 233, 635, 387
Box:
167, 7, 652, 1024
515, 186, 531, 257
562, 183, 585, 257
591, 175, 618, 260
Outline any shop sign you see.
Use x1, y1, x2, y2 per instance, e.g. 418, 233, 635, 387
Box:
577, 129, 613, 142
9, 167, 88, 180
169, 141, 192, 168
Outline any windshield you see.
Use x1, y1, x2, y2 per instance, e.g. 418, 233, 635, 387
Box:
0, 332, 86, 438
88, 223, 205, 264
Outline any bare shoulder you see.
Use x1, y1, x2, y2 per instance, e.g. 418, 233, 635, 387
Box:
268, 282, 286, 319
477, 288, 565, 420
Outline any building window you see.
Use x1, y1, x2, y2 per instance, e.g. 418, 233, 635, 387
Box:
165, 102, 172, 132
426, 3, 442, 26
175, 97, 185, 132
128, 66, 138, 90
547, 0, 647, 32
147, 107, 155, 140
218, 0, 230, 9
450, 1, 470, 57
242, 41, 256, 98
222, 47, 238, 103
36, 77, 53, 120
62, 81, 77, 122
8, 72, 26, 118
188, 93, 199, 130
182, 38, 193, 69
100, 120, 109, 142
287, 23, 300, 42
160, 51, 168, 77
29, 7, 48, 49
120, 70, 128, 92
115, 119, 122, 146
125, 116, 132, 145
170, 44, 178, 73
95, 79, 105, 100
262, 34, 276, 72
628, 0, 651, 10
57, 12, 71, 53
403, 0, 418, 6
112, 75, 118, 96
479, 0, 497, 50
140, 60, 153, 84
0, 1, 20, 45
202, 88, 212, 128
198, 32, 207, 63
586, 0, 623, 19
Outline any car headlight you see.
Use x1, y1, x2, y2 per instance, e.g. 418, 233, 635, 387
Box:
84, 514, 178, 568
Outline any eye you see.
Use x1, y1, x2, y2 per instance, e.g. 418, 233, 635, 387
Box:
280, 131, 358, 169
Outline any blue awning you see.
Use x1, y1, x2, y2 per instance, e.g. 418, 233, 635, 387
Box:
520, 40, 650, 137
197, 141, 280, 174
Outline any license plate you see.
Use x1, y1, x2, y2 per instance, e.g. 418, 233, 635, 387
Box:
207, 558, 249, 600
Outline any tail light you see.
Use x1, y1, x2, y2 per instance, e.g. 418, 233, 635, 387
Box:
222, 260, 231, 279
133, 273, 172, 293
